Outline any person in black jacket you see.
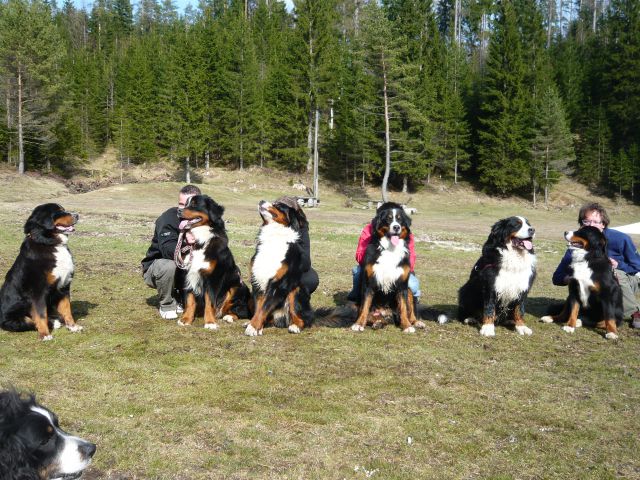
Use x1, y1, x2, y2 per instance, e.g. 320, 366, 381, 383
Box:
141, 185, 201, 319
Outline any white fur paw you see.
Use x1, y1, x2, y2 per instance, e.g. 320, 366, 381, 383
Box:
66, 324, 83, 333
479, 324, 496, 337
403, 326, 416, 334
288, 325, 301, 334
41, 335, 54, 341
540, 315, 554, 323
414, 320, 426, 329
53, 320, 62, 329
177, 320, 191, 327
562, 325, 575, 334
464, 317, 476, 325
244, 324, 263, 336
241, 321, 249, 328
437, 314, 449, 324
575, 318, 582, 328
204, 323, 219, 330
222, 315, 235, 323
515, 325, 533, 336
351, 323, 365, 332
605, 332, 619, 340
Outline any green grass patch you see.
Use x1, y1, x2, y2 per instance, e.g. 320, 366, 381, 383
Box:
1, 172, 639, 479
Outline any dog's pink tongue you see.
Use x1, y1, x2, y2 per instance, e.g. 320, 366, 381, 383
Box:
390, 235, 400, 246
179, 219, 190, 231
523, 239, 533, 250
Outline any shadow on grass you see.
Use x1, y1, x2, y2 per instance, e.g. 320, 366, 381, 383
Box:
72, 300, 98, 320
527, 296, 564, 317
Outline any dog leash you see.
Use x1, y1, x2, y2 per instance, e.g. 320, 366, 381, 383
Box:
174, 232, 193, 270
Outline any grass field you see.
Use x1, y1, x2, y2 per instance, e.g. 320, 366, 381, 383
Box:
1, 168, 639, 479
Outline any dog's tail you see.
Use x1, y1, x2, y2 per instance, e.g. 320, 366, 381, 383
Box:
309, 305, 357, 328
416, 304, 450, 324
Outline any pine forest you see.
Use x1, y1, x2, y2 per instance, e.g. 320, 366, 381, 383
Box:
0, 0, 638, 202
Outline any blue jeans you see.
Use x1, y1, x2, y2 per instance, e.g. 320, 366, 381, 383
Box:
347, 265, 421, 302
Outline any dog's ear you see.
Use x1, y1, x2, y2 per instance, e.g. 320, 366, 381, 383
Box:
205, 197, 226, 232
24, 205, 53, 235
291, 206, 308, 231
400, 209, 412, 229
486, 218, 509, 249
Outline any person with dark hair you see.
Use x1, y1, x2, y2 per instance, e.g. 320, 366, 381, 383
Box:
552, 202, 640, 328
141, 185, 202, 319
273, 196, 319, 295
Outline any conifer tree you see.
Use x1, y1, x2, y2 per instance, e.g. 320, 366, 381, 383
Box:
476, 0, 530, 195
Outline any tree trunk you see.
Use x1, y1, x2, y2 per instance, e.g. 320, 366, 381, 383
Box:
6, 78, 11, 165
313, 109, 319, 199
381, 53, 390, 203
205, 150, 210, 173
402, 176, 408, 193
454, 145, 458, 184
306, 109, 313, 172
544, 145, 550, 206
17, 68, 24, 175
185, 156, 191, 184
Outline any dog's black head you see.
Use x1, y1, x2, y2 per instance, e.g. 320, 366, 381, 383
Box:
0, 390, 96, 480
485, 216, 535, 254
372, 202, 411, 246
178, 195, 226, 235
258, 199, 308, 231
564, 226, 607, 258
24, 204, 79, 246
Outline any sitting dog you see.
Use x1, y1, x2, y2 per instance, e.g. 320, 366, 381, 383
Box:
174, 195, 250, 330
0, 203, 82, 341
0, 389, 96, 479
245, 199, 313, 336
458, 216, 537, 337
351, 202, 425, 333
541, 226, 623, 339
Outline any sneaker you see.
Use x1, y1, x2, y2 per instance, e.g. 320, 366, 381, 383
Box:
631, 311, 640, 329
159, 309, 178, 320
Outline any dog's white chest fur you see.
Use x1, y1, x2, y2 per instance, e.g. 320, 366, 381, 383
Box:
494, 247, 536, 303
252, 223, 299, 291
185, 226, 214, 295
570, 250, 594, 305
373, 238, 407, 294
52, 243, 74, 288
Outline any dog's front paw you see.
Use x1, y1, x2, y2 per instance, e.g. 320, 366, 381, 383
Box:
66, 324, 83, 333
53, 320, 62, 330
204, 323, 219, 331
177, 320, 191, 327
464, 317, 477, 325
515, 325, 533, 336
222, 315, 235, 323
575, 318, 582, 328
244, 324, 263, 336
540, 315, 554, 323
562, 325, 575, 334
437, 314, 449, 324
350, 323, 365, 332
403, 326, 416, 334
41, 335, 54, 342
414, 320, 426, 329
605, 332, 619, 340
479, 324, 496, 337
288, 325, 301, 334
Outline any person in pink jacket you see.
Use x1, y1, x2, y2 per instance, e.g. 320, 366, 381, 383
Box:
346, 222, 421, 303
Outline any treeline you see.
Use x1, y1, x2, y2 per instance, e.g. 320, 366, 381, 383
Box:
0, 0, 638, 201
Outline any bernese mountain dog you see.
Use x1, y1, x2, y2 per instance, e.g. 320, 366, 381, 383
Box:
0, 203, 82, 341
0, 389, 96, 479
351, 202, 425, 333
244, 199, 313, 336
458, 216, 537, 337
541, 226, 623, 339
174, 194, 250, 330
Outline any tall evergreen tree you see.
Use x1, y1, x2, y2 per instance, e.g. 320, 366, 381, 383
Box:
476, 0, 530, 195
